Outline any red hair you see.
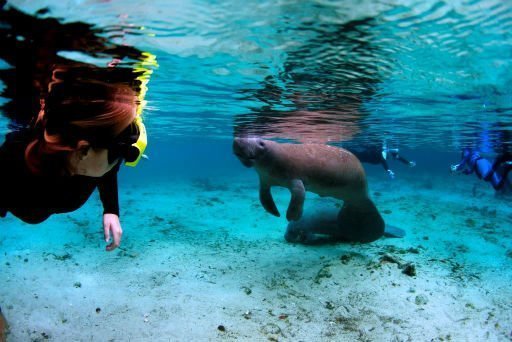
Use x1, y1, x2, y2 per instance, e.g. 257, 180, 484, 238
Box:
25, 69, 138, 174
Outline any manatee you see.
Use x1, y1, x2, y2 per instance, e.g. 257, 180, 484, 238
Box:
233, 137, 385, 243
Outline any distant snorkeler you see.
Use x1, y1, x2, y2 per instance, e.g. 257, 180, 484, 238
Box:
349, 142, 416, 179
0, 2, 156, 251
451, 147, 512, 192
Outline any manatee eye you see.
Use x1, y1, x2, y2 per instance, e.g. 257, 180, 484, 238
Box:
258, 141, 265, 148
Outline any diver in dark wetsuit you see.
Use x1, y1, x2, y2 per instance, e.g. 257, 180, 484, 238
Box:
350, 144, 416, 179
0, 4, 157, 337
0, 4, 155, 335
0, 78, 147, 243
0, 129, 121, 224
0, 3, 153, 249
450, 147, 512, 190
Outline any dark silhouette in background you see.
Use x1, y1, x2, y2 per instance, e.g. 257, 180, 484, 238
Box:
451, 147, 512, 193
347, 142, 416, 179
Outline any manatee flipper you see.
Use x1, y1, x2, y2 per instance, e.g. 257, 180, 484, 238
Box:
259, 182, 280, 217
384, 225, 406, 238
286, 179, 305, 221
337, 198, 385, 243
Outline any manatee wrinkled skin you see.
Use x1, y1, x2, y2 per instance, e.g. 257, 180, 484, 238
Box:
233, 137, 385, 243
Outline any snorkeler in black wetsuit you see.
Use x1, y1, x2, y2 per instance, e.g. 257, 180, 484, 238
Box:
350, 144, 416, 179
450, 147, 512, 190
0, 130, 120, 223
0, 2, 155, 252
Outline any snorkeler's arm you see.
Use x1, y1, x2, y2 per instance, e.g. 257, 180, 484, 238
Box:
379, 159, 395, 178
451, 154, 468, 173
458, 150, 472, 169
97, 164, 120, 216
392, 152, 414, 166
97, 164, 123, 251
380, 158, 390, 172
451, 162, 472, 174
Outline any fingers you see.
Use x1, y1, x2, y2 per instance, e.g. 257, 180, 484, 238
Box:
106, 241, 118, 251
106, 227, 122, 252
104, 225, 110, 244
103, 214, 123, 252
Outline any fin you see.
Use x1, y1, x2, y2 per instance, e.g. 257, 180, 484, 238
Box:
259, 182, 280, 217
337, 198, 385, 243
286, 179, 305, 221
384, 225, 406, 238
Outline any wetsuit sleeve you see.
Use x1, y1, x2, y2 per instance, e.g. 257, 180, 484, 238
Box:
380, 158, 390, 172
392, 152, 411, 165
97, 164, 120, 216
453, 155, 468, 172
457, 154, 474, 175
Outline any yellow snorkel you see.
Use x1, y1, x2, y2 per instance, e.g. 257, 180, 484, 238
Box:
124, 117, 147, 167
125, 51, 158, 167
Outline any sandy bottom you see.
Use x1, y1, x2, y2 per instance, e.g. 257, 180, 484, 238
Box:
1, 172, 512, 341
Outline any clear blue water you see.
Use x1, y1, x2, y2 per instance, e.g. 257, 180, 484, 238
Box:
3, 0, 511, 150
1, 1, 512, 340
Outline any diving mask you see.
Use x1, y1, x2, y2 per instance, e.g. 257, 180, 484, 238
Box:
107, 118, 147, 167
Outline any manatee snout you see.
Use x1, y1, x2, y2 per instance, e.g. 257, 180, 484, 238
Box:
233, 137, 266, 167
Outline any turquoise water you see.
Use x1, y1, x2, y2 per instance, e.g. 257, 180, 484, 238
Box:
1, 1, 512, 341
4, 0, 511, 148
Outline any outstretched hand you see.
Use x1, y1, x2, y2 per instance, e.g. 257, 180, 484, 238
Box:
103, 213, 123, 251
387, 169, 395, 179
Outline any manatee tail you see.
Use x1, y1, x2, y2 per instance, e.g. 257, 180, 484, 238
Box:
337, 198, 385, 243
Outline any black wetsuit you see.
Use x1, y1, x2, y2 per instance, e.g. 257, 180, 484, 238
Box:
0, 130, 119, 224
351, 145, 412, 172
350, 145, 393, 172
351, 146, 388, 169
